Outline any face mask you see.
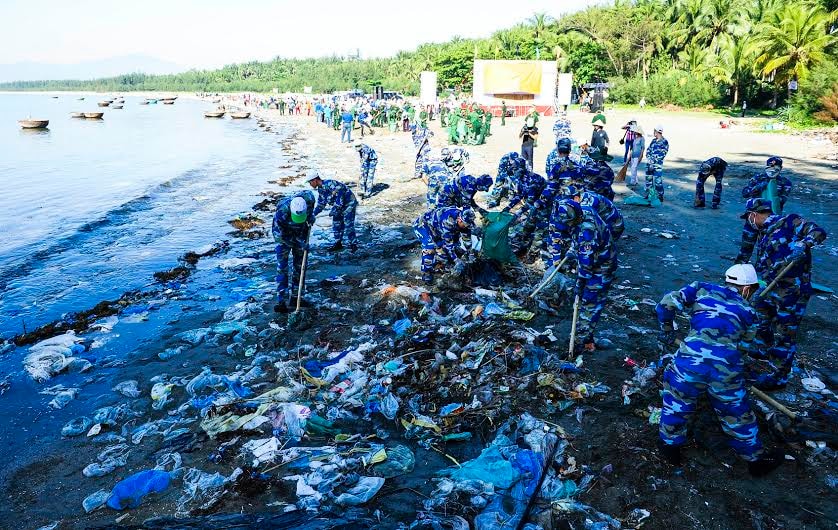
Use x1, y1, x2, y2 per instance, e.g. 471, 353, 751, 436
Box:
765, 166, 781, 178
747, 212, 759, 230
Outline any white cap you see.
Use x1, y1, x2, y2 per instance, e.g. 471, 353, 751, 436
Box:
654, 124, 664, 133
290, 196, 308, 216
725, 264, 758, 286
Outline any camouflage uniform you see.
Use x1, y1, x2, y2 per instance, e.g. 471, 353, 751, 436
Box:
583, 160, 616, 201
557, 203, 617, 345
313, 180, 358, 246
412, 207, 472, 283
695, 157, 728, 208
272, 191, 315, 302
644, 137, 670, 201
506, 169, 547, 253
742, 171, 792, 214
436, 174, 491, 210
656, 282, 764, 461
412, 127, 433, 181
423, 159, 453, 208
488, 152, 520, 207
739, 214, 827, 386
578, 191, 625, 241
443, 147, 469, 177
552, 115, 572, 144
357, 144, 378, 197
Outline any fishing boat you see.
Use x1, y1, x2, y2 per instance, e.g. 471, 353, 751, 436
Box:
139, 100, 149, 105
230, 111, 251, 119
83, 112, 104, 119
111, 104, 124, 109
162, 100, 175, 105
70, 112, 85, 118
160, 96, 178, 102
204, 110, 226, 118
18, 119, 49, 129
77, 97, 85, 101
98, 101, 111, 107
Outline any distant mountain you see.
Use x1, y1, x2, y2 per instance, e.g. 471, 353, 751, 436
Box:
0, 55, 184, 83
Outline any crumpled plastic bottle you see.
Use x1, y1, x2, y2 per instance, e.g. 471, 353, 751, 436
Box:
106, 469, 172, 510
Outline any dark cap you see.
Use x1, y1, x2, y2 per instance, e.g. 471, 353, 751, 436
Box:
740, 198, 773, 218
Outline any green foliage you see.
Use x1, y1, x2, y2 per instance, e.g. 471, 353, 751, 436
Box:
610, 71, 724, 108
566, 42, 614, 84
788, 61, 838, 123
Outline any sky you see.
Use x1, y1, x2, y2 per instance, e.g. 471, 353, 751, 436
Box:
1, 0, 601, 71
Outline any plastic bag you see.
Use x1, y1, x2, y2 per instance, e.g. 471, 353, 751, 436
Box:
334, 476, 384, 506
371, 445, 415, 478
107, 469, 172, 510
113, 380, 141, 398
481, 211, 515, 263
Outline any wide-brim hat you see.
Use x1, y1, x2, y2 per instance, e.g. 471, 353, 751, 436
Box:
740, 198, 774, 219
592, 118, 606, 127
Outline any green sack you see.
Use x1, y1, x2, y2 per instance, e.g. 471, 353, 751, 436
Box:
481, 211, 516, 263
761, 177, 782, 214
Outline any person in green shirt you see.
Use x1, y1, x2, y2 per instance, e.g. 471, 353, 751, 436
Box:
500, 101, 507, 126
526, 104, 540, 126
440, 105, 449, 127
484, 111, 492, 138
468, 109, 482, 145
332, 103, 341, 130
387, 105, 397, 133
448, 109, 460, 144
419, 107, 429, 128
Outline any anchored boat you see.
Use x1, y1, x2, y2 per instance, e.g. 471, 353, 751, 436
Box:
230, 111, 251, 119
19, 119, 49, 129
83, 112, 104, 119
204, 110, 226, 118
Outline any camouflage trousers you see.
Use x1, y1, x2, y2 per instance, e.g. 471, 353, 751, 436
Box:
413, 222, 442, 283
644, 164, 664, 200
331, 203, 358, 245
577, 267, 615, 345
513, 208, 548, 253
694, 170, 725, 207
274, 241, 304, 303
487, 172, 513, 207
752, 283, 809, 386
360, 160, 377, 197
660, 355, 763, 461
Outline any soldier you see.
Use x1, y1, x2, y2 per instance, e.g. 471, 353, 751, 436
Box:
484, 110, 493, 138
742, 157, 791, 214
695, 157, 729, 209
443, 147, 470, 177
584, 149, 616, 201
550, 198, 617, 351
553, 111, 572, 145
412, 126, 433, 181
546, 138, 574, 182
436, 173, 493, 213
566, 184, 625, 241
656, 263, 784, 476
271, 191, 316, 313
736, 199, 827, 390
303, 170, 358, 253
413, 207, 477, 284
501, 101, 507, 126
487, 151, 521, 207
644, 125, 670, 205
448, 108, 460, 144
504, 161, 547, 256
355, 143, 378, 198
423, 153, 453, 208
419, 106, 429, 128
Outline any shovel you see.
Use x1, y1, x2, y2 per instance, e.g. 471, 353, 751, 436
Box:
288, 232, 314, 329
567, 293, 581, 358
529, 255, 570, 299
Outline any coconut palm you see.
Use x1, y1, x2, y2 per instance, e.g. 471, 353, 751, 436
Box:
709, 34, 755, 104
528, 12, 554, 59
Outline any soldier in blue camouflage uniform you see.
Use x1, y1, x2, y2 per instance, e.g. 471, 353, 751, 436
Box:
271, 191, 316, 313
443, 147, 470, 177
644, 125, 670, 205
546, 138, 573, 182
504, 162, 547, 256
487, 151, 520, 207
584, 149, 616, 201
736, 199, 827, 389
355, 143, 378, 198
655, 264, 783, 476
412, 126, 433, 181
552, 111, 572, 145
550, 199, 617, 351
742, 157, 791, 214
413, 207, 477, 284
304, 170, 358, 253
422, 155, 453, 208
694, 157, 728, 209
436, 173, 492, 212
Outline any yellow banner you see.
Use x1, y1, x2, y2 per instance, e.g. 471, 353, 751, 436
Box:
482, 61, 543, 95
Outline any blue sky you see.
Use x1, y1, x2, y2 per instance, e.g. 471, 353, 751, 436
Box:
1, 0, 600, 69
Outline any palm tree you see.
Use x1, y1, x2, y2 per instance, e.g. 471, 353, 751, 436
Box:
696, 0, 744, 52
710, 34, 754, 105
528, 12, 553, 59
753, 3, 837, 102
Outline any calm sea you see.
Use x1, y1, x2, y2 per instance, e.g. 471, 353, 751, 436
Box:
0, 93, 281, 335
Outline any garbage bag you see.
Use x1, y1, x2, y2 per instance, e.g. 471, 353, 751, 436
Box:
371, 445, 415, 478
107, 469, 172, 510
441, 446, 520, 490
83, 489, 111, 513
481, 212, 515, 264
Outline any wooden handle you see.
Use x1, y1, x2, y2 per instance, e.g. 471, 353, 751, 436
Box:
568, 294, 580, 356
749, 386, 797, 420
759, 259, 798, 299
529, 255, 569, 298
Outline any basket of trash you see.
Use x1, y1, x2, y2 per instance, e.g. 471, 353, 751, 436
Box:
481, 211, 516, 264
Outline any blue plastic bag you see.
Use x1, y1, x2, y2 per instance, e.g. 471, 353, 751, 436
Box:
107, 470, 171, 510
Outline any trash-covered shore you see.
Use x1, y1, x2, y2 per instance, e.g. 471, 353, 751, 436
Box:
2, 111, 837, 529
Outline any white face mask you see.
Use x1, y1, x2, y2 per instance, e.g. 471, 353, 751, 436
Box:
765, 166, 781, 178
747, 212, 760, 230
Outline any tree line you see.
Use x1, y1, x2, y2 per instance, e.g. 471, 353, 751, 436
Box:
3, 0, 836, 123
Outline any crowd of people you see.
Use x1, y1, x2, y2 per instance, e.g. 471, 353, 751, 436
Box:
269, 96, 827, 478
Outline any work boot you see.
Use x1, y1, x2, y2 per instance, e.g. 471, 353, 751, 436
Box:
711, 203, 720, 210
748, 449, 784, 477
273, 302, 289, 314
326, 241, 343, 252
657, 439, 682, 466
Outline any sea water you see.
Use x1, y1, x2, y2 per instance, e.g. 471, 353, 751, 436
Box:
0, 93, 282, 335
